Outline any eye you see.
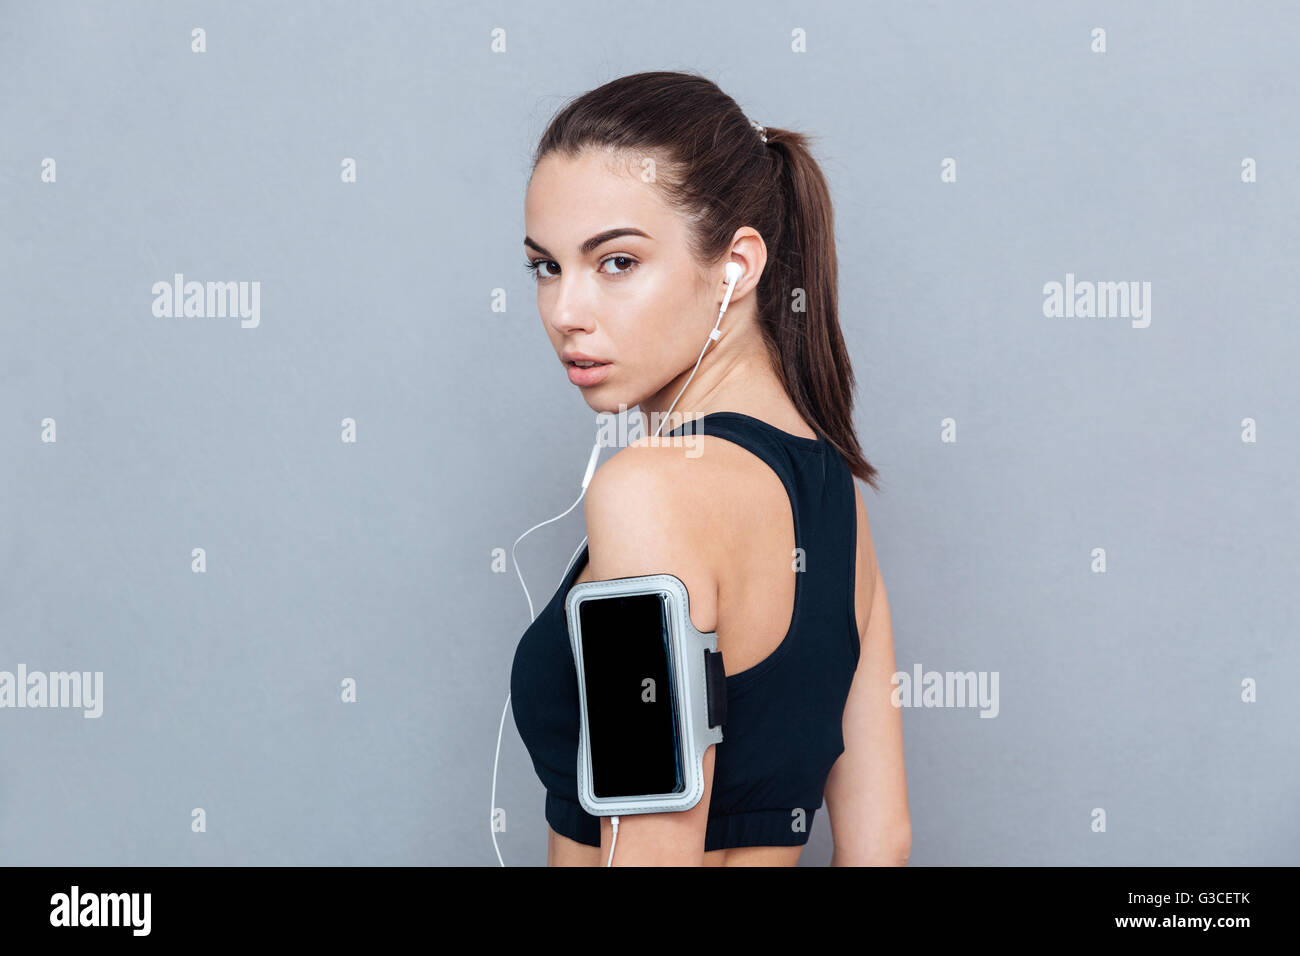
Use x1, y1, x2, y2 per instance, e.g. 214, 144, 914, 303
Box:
598, 255, 639, 278
523, 259, 559, 281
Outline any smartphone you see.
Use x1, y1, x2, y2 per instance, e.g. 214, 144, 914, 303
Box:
578, 591, 684, 798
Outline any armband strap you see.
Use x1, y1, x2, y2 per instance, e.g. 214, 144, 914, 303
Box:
703, 648, 727, 729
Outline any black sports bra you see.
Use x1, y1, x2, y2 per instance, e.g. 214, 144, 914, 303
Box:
509, 411, 861, 851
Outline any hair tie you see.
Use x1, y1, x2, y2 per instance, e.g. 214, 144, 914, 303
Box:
748, 119, 768, 144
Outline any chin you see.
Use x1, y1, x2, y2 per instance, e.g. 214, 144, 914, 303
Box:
582, 391, 628, 415
581, 383, 657, 418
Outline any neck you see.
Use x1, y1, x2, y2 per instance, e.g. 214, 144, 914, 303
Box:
638, 330, 781, 438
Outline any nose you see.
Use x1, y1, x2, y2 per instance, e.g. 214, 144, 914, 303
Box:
544, 275, 595, 337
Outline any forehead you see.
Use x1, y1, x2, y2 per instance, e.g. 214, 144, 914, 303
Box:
525, 147, 679, 247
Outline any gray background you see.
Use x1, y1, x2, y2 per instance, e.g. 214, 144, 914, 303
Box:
2, 0, 1296, 866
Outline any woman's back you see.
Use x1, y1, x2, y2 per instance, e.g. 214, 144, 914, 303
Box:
512, 410, 868, 865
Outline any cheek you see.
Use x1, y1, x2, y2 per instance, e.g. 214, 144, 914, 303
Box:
617, 309, 676, 374
648, 292, 708, 366
633, 277, 700, 349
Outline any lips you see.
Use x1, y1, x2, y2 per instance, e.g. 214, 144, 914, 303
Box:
566, 359, 612, 387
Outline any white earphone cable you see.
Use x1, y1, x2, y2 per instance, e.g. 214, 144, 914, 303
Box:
491, 469, 596, 869
607, 816, 620, 867
494, 266, 739, 866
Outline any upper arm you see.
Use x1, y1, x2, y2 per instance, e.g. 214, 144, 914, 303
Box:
581, 444, 717, 865
823, 482, 911, 864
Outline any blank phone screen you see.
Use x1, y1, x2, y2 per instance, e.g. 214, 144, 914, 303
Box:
578, 592, 683, 797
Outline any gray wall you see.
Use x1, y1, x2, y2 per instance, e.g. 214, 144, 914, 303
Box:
1, 0, 1296, 866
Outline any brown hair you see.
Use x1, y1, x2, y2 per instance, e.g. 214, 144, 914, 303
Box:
532, 70, 880, 491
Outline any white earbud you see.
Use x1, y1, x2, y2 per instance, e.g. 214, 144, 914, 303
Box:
652, 260, 741, 434
716, 262, 742, 337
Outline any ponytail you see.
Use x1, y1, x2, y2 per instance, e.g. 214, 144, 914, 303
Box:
761, 129, 879, 490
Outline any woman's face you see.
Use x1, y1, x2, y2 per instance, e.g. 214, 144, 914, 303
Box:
523, 147, 720, 415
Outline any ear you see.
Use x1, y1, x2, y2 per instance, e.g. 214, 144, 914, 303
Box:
718, 227, 767, 303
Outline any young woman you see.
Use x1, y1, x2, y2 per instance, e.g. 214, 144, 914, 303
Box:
510, 71, 909, 866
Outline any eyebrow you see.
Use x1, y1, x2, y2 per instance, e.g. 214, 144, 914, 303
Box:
523, 227, 653, 259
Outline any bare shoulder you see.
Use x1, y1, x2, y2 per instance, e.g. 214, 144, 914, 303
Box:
852, 479, 881, 639
582, 437, 728, 585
